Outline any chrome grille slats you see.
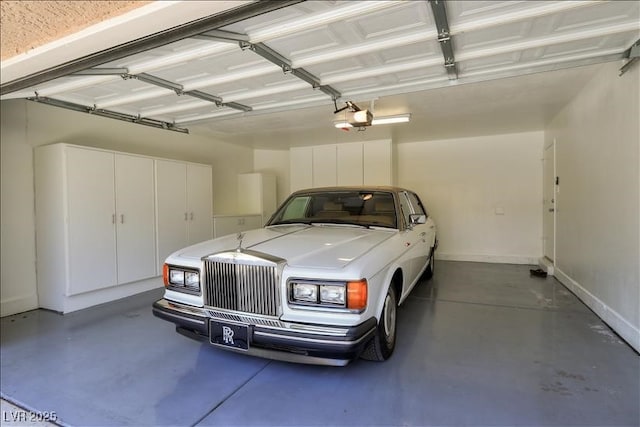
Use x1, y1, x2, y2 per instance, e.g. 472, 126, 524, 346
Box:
203, 252, 280, 317
206, 310, 284, 327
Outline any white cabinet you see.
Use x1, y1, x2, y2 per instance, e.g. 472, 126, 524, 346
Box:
363, 140, 393, 185
156, 160, 212, 269
65, 147, 118, 295
237, 173, 277, 222
186, 163, 213, 245
290, 146, 313, 192
115, 154, 156, 284
213, 215, 263, 238
35, 144, 157, 312
337, 142, 363, 185
289, 140, 393, 192
312, 145, 337, 187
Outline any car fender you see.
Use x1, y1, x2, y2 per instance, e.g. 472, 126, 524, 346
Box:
370, 261, 404, 323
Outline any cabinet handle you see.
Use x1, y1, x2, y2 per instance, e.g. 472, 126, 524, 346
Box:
120, 214, 125, 224
184, 212, 188, 221
112, 214, 116, 224
190, 212, 194, 221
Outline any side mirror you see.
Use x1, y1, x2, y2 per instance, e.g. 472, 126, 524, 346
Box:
409, 214, 426, 225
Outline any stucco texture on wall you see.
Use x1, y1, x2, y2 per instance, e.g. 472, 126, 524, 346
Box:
0, 0, 149, 60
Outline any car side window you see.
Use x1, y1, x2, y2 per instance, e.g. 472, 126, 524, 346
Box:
407, 192, 427, 217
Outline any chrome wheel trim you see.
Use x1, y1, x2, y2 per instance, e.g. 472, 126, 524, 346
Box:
383, 291, 396, 345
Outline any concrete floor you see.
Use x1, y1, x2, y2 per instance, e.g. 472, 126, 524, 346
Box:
1, 261, 638, 426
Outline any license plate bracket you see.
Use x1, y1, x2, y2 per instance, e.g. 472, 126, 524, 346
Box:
209, 319, 250, 351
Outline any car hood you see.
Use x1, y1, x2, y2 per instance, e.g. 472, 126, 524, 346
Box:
174, 225, 395, 269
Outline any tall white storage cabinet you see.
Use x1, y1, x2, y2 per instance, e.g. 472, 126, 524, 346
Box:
237, 173, 277, 223
35, 144, 157, 313
289, 140, 393, 192
290, 147, 313, 192
115, 154, 156, 284
156, 160, 212, 270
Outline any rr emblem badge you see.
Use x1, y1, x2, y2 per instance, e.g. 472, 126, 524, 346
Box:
222, 326, 235, 345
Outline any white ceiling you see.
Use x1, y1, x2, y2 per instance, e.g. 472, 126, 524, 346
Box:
2, 0, 638, 148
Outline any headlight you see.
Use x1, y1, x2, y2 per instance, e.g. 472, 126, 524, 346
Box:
163, 264, 200, 293
289, 280, 366, 311
169, 270, 185, 285
185, 271, 199, 288
292, 283, 318, 303
320, 285, 345, 305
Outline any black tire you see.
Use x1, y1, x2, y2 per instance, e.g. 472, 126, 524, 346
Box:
361, 285, 397, 362
423, 246, 435, 280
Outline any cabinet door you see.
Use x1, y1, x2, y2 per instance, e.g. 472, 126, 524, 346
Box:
312, 145, 337, 187
115, 154, 156, 284
290, 147, 313, 192
66, 147, 117, 295
237, 173, 262, 214
156, 160, 188, 269
337, 142, 363, 185
364, 140, 393, 185
187, 164, 212, 245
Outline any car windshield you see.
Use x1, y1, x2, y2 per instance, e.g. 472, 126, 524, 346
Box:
268, 190, 397, 229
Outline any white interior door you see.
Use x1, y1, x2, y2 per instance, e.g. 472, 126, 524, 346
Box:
156, 160, 188, 269
186, 164, 213, 245
115, 154, 156, 283
66, 147, 117, 295
543, 140, 556, 262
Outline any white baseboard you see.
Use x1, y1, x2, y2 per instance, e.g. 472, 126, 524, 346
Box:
0, 293, 38, 317
435, 253, 539, 265
555, 267, 640, 353
538, 257, 555, 275
63, 277, 163, 313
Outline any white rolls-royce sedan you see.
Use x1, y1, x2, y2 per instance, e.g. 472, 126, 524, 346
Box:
153, 186, 437, 366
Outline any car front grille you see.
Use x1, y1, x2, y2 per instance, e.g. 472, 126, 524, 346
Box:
203, 256, 280, 317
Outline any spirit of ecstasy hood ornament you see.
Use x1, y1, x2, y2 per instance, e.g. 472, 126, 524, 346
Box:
236, 232, 245, 252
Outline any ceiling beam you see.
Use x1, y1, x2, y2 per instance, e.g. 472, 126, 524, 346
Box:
0, 0, 303, 96
429, 0, 458, 80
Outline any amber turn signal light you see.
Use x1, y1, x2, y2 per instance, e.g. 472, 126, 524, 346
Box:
162, 264, 169, 287
347, 279, 367, 310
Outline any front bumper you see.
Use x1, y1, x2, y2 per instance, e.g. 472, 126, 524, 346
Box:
152, 298, 377, 366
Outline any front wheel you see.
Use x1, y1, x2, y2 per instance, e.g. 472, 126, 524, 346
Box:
361, 286, 397, 361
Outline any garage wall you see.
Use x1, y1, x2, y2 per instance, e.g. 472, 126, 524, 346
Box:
0, 101, 38, 316
255, 131, 544, 264
0, 99, 254, 316
546, 61, 639, 352
397, 132, 544, 264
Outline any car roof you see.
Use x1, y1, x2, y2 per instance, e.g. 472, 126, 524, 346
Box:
289, 186, 411, 196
